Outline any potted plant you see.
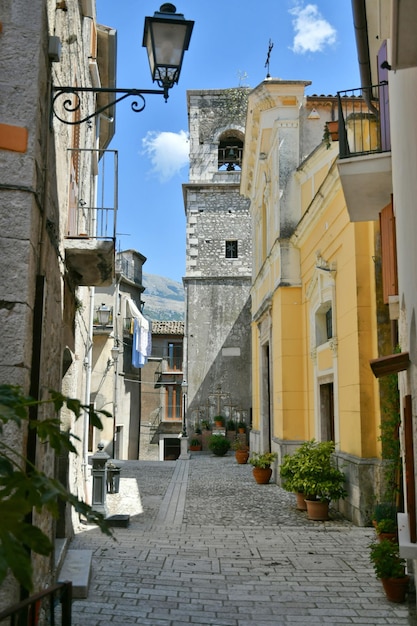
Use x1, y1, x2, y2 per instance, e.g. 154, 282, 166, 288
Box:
237, 420, 246, 434
208, 434, 230, 456
226, 419, 236, 432
372, 502, 397, 525
326, 120, 339, 141
249, 452, 277, 484
280, 440, 316, 510
194, 424, 202, 435
231, 438, 249, 464
375, 518, 398, 542
201, 419, 211, 431
369, 539, 409, 602
213, 415, 226, 428
298, 440, 347, 520
189, 438, 202, 452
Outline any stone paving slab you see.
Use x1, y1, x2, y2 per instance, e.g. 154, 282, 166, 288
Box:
70, 454, 416, 625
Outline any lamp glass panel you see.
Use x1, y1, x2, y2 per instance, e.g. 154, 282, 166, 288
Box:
152, 22, 187, 67
97, 307, 111, 325
145, 30, 155, 76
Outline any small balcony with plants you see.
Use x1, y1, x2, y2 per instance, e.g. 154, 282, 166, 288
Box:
336, 83, 392, 222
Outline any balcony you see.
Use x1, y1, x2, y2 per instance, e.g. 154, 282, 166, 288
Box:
116, 254, 143, 285
65, 148, 117, 286
336, 84, 392, 222
161, 355, 183, 375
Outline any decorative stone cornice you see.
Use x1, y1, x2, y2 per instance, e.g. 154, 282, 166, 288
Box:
329, 337, 338, 354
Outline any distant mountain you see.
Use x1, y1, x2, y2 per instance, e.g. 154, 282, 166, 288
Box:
142, 273, 185, 321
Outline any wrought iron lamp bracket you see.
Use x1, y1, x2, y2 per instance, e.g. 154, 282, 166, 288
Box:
52, 85, 168, 126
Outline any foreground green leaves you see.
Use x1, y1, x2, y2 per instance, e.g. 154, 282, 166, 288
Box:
0, 384, 113, 591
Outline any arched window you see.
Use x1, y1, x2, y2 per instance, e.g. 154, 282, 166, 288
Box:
218, 130, 244, 171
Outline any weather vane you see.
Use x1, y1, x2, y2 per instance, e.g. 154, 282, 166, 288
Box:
264, 39, 274, 78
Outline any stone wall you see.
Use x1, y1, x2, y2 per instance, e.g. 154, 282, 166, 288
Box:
184, 89, 252, 431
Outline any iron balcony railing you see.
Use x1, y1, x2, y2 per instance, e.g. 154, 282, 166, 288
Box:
116, 255, 142, 285
0, 581, 72, 626
67, 148, 118, 240
337, 83, 391, 159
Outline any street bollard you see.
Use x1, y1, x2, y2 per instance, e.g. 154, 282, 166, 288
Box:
91, 442, 109, 517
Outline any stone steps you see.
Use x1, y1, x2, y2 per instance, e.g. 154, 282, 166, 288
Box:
57, 549, 93, 599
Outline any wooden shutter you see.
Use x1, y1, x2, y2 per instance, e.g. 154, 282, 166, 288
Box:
380, 199, 398, 304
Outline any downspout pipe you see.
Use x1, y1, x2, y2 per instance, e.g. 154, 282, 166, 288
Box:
351, 0, 378, 115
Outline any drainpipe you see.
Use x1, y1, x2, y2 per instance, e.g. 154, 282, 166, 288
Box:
82, 285, 95, 501
112, 275, 122, 458
351, 0, 379, 115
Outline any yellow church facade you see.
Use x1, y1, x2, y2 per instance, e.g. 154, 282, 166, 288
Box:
241, 80, 389, 524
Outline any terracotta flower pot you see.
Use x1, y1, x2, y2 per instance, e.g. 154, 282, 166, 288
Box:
296, 492, 307, 511
235, 450, 249, 464
381, 576, 409, 603
327, 120, 339, 141
378, 532, 397, 543
252, 467, 272, 484
305, 499, 329, 521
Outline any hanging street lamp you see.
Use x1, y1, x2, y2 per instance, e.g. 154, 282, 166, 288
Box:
52, 4, 194, 125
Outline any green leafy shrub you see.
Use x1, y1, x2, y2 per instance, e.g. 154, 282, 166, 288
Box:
376, 518, 397, 534
369, 539, 406, 579
280, 440, 316, 493
373, 502, 397, 524
249, 452, 277, 469
298, 440, 347, 503
208, 434, 230, 456
280, 439, 346, 503
0, 384, 112, 590
231, 437, 248, 451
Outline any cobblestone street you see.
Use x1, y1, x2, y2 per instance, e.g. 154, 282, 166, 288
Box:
70, 454, 416, 625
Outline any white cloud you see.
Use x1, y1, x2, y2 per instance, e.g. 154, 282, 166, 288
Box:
142, 130, 189, 182
290, 4, 337, 54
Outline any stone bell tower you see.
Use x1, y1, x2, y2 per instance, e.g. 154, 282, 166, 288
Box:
182, 88, 252, 430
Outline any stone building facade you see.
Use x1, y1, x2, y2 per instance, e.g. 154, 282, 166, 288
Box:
93, 250, 146, 460
0, 0, 116, 606
139, 321, 184, 461
183, 89, 252, 431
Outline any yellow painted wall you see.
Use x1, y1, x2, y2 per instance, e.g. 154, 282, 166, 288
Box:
297, 182, 380, 458
271, 286, 305, 440
246, 88, 381, 465
317, 346, 333, 372
300, 163, 334, 216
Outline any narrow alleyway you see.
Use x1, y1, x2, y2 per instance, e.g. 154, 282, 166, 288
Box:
70, 454, 416, 625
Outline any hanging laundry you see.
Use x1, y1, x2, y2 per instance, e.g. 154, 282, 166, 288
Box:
128, 298, 152, 368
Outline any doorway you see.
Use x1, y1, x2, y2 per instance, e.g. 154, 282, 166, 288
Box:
320, 382, 334, 441
261, 344, 272, 451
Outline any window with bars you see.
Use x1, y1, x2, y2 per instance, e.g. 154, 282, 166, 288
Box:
226, 240, 238, 259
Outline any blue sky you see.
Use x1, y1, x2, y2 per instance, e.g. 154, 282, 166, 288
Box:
97, 1, 360, 283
